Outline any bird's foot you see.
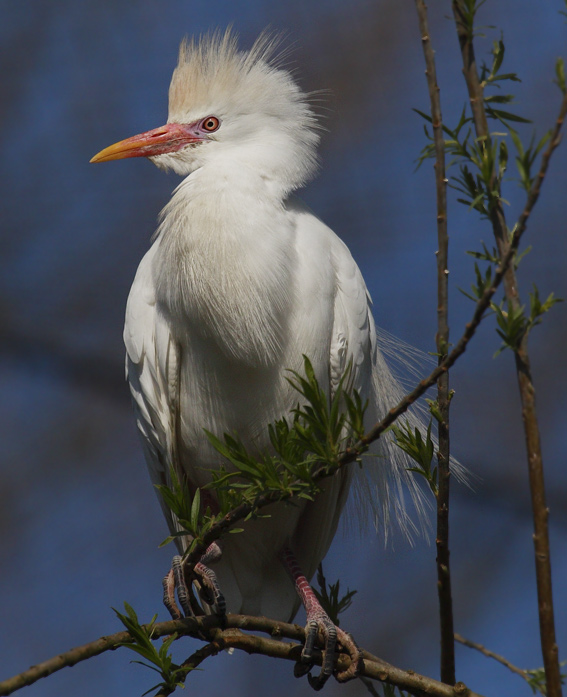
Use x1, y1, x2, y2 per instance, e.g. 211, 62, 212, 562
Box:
294, 612, 363, 690
280, 545, 363, 690
162, 542, 225, 620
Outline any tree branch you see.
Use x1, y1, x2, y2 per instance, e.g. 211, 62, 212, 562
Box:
415, 0, 455, 684
455, 633, 545, 695
0, 614, 486, 697
451, 4, 566, 696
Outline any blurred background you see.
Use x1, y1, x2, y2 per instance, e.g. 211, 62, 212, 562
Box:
1, 1, 566, 696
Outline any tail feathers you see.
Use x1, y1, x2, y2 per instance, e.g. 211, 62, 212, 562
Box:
348, 328, 468, 543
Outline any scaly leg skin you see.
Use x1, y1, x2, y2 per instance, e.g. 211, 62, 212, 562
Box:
162, 542, 225, 620
280, 545, 363, 691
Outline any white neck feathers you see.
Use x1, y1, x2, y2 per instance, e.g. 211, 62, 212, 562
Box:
152, 169, 298, 367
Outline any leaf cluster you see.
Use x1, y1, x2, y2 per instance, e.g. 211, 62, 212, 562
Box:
392, 420, 437, 496
453, 0, 488, 39
416, 20, 565, 363
206, 357, 368, 507
155, 470, 219, 555
113, 603, 188, 695
493, 287, 563, 356
466, 239, 531, 271
460, 245, 562, 356
525, 660, 566, 695
156, 356, 368, 558
414, 106, 510, 218
313, 564, 357, 627
480, 38, 525, 126
415, 32, 557, 218
461, 260, 495, 303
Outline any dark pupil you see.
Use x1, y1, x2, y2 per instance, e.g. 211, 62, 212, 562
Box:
207, 120, 215, 129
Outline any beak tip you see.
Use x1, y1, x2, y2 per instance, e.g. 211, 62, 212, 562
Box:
89, 150, 106, 163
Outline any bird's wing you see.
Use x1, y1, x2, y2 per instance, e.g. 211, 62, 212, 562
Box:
289, 209, 376, 585
329, 235, 376, 401
289, 203, 429, 544
123, 244, 184, 540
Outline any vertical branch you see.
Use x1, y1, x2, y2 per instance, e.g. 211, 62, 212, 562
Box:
415, 0, 455, 685
451, 3, 563, 696
451, 2, 517, 302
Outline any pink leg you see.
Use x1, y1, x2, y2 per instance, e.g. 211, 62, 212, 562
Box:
162, 542, 224, 620
280, 545, 362, 690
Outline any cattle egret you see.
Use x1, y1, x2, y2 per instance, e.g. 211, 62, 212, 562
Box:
91, 30, 429, 688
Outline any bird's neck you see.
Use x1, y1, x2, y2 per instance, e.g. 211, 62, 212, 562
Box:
152, 166, 297, 367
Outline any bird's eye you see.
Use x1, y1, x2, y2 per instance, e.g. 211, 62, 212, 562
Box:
201, 116, 220, 132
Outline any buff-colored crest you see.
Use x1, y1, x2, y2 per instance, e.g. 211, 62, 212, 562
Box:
168, 29, 310, 124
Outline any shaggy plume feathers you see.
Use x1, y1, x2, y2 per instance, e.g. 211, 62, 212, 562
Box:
166, 29, 320, 192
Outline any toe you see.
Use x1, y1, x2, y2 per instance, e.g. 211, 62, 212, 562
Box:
334, 628, 363, 683
162, 568, 182, 620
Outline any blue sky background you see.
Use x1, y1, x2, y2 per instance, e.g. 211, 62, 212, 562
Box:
1, 2, 566, 696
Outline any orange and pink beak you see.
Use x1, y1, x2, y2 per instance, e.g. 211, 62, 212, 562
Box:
90, 123, 203, 163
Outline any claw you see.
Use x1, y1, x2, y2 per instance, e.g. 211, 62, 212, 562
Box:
194, 561, 226, 616
293, 661, 312, 678
172, 554, 194, 617
302, 615, 338, 690
302, 619, 319, 663
162, 544, 225, 620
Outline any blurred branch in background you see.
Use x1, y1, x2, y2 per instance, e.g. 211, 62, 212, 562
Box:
0, 325, 125, 402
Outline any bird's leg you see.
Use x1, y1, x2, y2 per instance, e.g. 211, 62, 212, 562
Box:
279, 545, 363, 691
162, 486, 226, 620
163, 542, 225, 620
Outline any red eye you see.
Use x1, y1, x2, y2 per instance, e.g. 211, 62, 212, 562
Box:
201, 116, 220, 132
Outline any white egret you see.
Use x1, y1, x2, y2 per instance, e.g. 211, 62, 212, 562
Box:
91, 30, 428, 688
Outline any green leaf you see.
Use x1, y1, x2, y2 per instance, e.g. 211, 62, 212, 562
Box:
190, 487, 201, 530
466, 241, 499, 264
313, 564, 357, 626
491, 37, 505, 77
484, 94, 515, 104
112, 602, 189, 694
490, 72, 521, 83
392, 420, 437, 495
488, 108, 532, 124
555, 57, 566, 95
426, 398, 443, 424
154, 357, 368, 575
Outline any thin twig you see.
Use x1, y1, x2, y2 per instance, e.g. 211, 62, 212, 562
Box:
455, 633, 544, 696
451, 4, 566, 696
515, 90, 567, 240
0, 615, 485, 697
415, 0, 455, 684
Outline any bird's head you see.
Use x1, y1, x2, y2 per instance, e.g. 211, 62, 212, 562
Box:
91, 30, 321, 196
